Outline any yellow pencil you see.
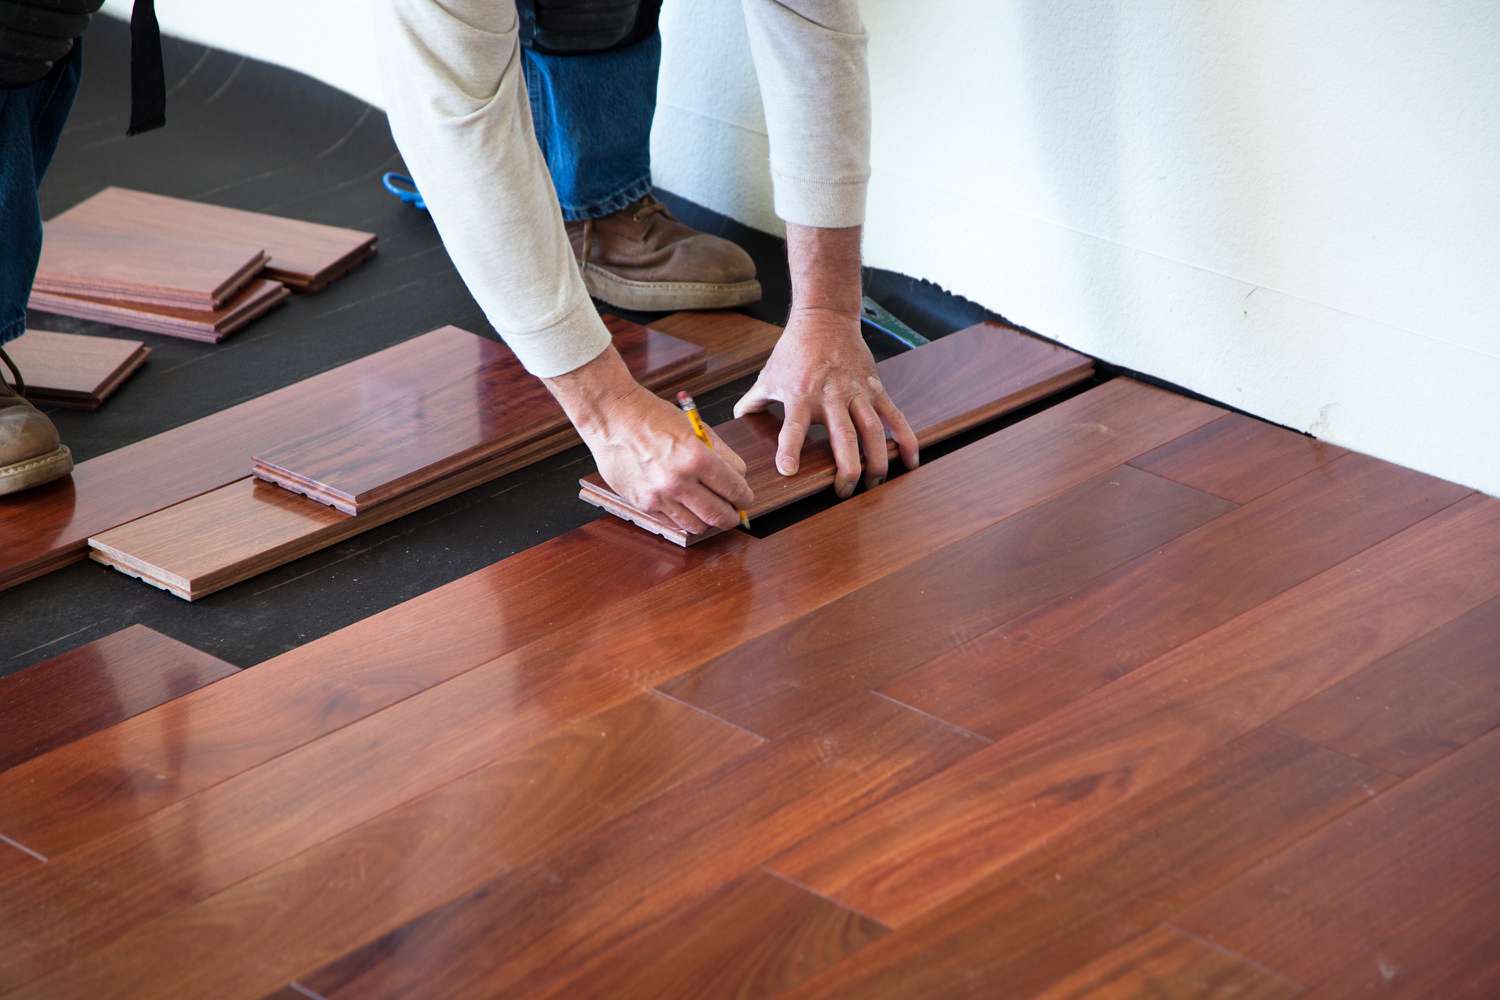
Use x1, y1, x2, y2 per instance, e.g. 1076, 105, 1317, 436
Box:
677, 391, 750, 530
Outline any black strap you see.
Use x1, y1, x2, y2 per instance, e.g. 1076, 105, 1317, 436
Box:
126, 0, 164, 135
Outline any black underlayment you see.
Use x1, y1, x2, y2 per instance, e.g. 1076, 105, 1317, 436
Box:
2, 16, 1019, 675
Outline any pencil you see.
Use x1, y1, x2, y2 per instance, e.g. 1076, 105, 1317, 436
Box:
677, 391, 751, 530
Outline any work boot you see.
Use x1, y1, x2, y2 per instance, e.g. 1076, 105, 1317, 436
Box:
0, 347, 73, 496
566, 195, 761, 312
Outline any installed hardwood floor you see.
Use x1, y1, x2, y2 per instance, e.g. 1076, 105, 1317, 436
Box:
6, 371, 1499, 997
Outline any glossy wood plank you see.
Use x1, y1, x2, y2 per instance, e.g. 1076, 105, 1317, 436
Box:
1308, 870, 1500, 998
1130, 411, 1347, 503
769, 493, 1500, 927
0, 836, 43, 882
6, 330, 149, 409
0, 317, 697, 592
41, 696, 980, 1000
4, 692, 764, 998
254, 315, 704, 513
1272, 594, 1500, 775
48, 187, 377, 290
0, 625, 236, 773
1179, 724, 1500, 986
648, 309, 784, 396
580, 321, 1094, 544
0, 519, 743, 861
660, 465, 1234, 738
29, 278, 290, 343
883, 452, 1470, 741
1034, 926, 1299, 1000
783, 726, 1390, 999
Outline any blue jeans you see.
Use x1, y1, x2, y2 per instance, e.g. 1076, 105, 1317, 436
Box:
0, 43, 84, 346
522, 32, 659, 222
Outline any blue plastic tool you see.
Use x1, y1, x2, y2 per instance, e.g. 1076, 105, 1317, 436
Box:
382, 172, 427, 211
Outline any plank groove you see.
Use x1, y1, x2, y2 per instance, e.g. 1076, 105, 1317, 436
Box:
580, 322, 1094, 543
6, 330, 149, 410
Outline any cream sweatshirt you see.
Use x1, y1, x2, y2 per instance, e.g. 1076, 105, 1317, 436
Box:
375, 1, 871, 377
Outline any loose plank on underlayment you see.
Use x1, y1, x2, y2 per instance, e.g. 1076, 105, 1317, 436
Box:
5, 330, 149, 410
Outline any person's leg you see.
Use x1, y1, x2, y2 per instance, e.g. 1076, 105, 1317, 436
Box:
519, 16, 761, 311
0, 42, 83, 495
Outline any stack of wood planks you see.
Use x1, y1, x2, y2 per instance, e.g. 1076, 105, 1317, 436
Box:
28, 188, 376, 342
2, 371, 1496, 998
5, 330, 150, 410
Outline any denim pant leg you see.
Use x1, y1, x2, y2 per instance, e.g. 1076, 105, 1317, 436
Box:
0, 42, 84, 346
521, 32, 660, 222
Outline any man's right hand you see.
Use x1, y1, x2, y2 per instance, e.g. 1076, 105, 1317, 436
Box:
0, 0, 102, 89
546, 345, 753, 536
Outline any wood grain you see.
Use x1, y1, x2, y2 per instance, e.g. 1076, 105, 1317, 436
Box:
785, 726, 1389, 998
769, 493, 1500, 927
254, 315, 705, 514
1272, 594, 1500, 775
580, 321, 1094, 544
29, 278, 290, 343
1033, 925, 1299, 999
47, 187, 377, 291
0, 625, 236, 774
6, 330, 149, 409
0, 692, 763, 997
1179, 723, 1500, 985
883, 451, 1471, 741
648, 309, 784, 396
1130, 411, 1347, 503
660, 465, 1234, 738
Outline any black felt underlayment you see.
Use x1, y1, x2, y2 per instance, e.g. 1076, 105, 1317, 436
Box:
2, 16, 1003, 676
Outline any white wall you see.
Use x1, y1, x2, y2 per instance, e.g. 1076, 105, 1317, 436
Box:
108, 1, 1500, 496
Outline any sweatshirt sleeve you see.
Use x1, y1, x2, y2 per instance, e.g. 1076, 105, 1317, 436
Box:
374, 0, 612, 378
740, 0, 871, 229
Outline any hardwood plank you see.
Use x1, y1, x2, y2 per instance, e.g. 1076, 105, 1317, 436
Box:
25, 696, 977, 1000
768, 493, 1500, 927
0, 519, 742, 861
660, 465, 1234, 738
1178, 724, 1500, 985
1273, 594, 1500, 775
1309, 870, 1500, 998
1130, 412, 1347, 503
783, 726, 1390, 999
29, 278, 290, 343
47, 187, 377, 290
36, 213, 266, 310
6, 330, 149, 410
253, 315, 705, 514
0, 316, 700, 592
0, 625, 236, 773
648, 309, 784, 396
1034, 926, 1299, 999
882, 452, 1470, 741
0, 837, 44, 881
0, 692, 763, 996
580, 321, 1094, 544
0, 379, 1218, 868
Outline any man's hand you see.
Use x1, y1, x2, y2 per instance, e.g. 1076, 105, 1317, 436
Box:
0, 0, 101, 89
734, 222, 918, 498
547, 344, 753, 536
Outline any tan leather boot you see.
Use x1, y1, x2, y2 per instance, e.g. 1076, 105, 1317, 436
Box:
567, 195, 761, 311
0, 346, 73, 496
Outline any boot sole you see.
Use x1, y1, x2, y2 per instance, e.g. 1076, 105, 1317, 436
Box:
582, 263, 763, 312
0, 444, 73, 497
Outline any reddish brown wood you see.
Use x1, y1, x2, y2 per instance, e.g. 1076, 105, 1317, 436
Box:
47, 187, 377, 291
785, 727, 1388, 998
1272, 594, 1500, 775
882, 452, 1471, 740
580, 322, 1094, 544
5, 330, 149, 409
29, 278, 290, 343
647, 309, 784, 396
1033, 925, 1299, 999
1, 692, 764, 997
254, 315, 705, 514
1178, 724, 1500, 986
660, 465, 1233, 738
1130, 412, 1347, 503
0, 625, 236, 773
769, 494, 1500, 927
